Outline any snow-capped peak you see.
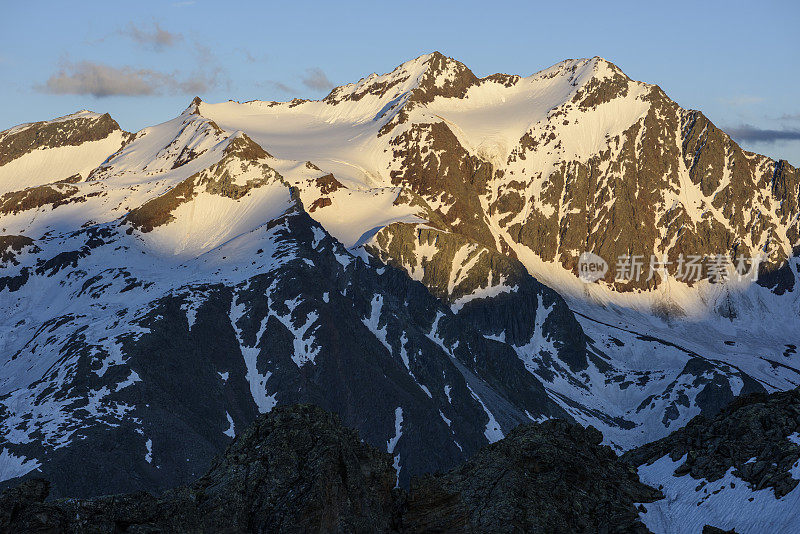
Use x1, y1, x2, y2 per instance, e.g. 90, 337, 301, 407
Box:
321, 51, 476, 108
183, 96, 205, 116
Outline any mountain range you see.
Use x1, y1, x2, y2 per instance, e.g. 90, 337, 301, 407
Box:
0, 52, 798, 532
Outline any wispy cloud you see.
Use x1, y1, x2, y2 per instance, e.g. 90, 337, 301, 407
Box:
236, 48, 267, 64
268, 81, 297, 94
720, 95, 765, 107
727, 124, 800, 143
301, 68, 333, 91
37, 60, 222, 97
121, 22, 182, 51
779, 113, 800, 121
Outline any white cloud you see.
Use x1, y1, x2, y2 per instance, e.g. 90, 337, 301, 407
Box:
38, 60, 222, 98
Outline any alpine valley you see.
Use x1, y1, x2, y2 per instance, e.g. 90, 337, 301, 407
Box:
1, 52, 799, 533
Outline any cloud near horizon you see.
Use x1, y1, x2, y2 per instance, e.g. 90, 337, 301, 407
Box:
301, 68, 333, 91
727, 124, 800, 144
267, 80, 297, 94
720, 95, 765, 107
38, 60, 222, 98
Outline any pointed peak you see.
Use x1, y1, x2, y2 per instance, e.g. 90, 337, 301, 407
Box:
223, 131, 272, 160
588, 57, 628, 79
325, 52, 476, 103
393, 51, 473, 80
55, 109, 106, 121
407, 52, 478, 105
425, 51, 468, 70
567, 57, 634, 111
537, 56, 627, 81
183, 96, 204, 116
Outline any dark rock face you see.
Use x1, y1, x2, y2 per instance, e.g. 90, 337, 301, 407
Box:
0, 235, 37, 266
403, 420, 661, 533
0, 405, 399, 533
0, 113, 121, 167
0, 405, 660, 534
179, 405, 398, 532
366, 222, 588, 371
702, 526, 737, 534
624, 387, 800, 499
498, 80, 800, 290
388, 120, 496, 250
0, 194, 567, 498
0, 180, 95, 216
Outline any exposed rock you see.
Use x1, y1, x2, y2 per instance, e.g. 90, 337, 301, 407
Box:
126, 133, 287, 232
0, 235, 36, 265
0, 112, 121, 167
0, 405, 399, 533
404, 419, 661, 533
624, 387, 800, 498
0, 405, 660, 534
0, 179, 99, 216
702, 526, 738, 534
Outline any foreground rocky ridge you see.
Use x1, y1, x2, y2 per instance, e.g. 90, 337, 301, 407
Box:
0, 404, 659, 533
9, 391, 799, 534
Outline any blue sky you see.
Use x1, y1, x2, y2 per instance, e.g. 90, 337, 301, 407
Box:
1, 0, 799, 164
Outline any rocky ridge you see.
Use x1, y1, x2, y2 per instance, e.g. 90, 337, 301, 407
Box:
0, 404, 659, 533
9, 390, 797, 533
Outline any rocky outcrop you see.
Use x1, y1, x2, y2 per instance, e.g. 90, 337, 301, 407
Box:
0, 179, 97, 216
624, 387, 800, 498
388, 121, 497, 250
404, 419, 661, 533
0, 405, 660, 533
0, 405, 400, 533
125, 133, 287, 232
0, 112, 121, 167
0, 235, 36, 266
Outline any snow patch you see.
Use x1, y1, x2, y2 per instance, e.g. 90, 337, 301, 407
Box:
465, 383, 504, 442
0, 449, 40, 483
387, 406, 404, 488
224, 411, 235, 438
637, 454, 800, 534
